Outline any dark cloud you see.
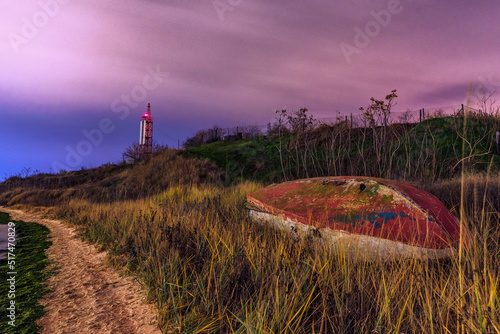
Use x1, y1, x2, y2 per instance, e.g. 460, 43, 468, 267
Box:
411, 83, 471, 106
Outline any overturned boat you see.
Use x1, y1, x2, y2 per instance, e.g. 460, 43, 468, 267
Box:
247, 177, 469, 260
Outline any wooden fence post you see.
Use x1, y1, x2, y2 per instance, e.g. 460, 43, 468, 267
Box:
496, 131, 500, 155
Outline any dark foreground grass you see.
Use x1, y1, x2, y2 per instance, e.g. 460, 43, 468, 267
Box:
55, 181, 500, 333
0, 212, 52, 334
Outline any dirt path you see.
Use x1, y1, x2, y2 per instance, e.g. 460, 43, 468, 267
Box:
1, 207, 162, 334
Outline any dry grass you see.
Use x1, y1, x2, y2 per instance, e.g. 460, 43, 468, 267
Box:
2, 145, 500, 332
50, 178, 500, 333
0, 149, 221, 206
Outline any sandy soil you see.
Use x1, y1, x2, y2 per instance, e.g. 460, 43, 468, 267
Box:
0, 207, 162, 334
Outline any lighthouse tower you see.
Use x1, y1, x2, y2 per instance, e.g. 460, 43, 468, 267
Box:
139, 103, 153, 154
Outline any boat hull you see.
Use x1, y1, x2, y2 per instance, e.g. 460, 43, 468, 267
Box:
246, 177, 468, 260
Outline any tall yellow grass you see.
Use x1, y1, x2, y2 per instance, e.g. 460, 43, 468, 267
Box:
53, 177, 500, 333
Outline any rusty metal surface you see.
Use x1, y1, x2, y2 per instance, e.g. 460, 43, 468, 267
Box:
247, 177, 467, 250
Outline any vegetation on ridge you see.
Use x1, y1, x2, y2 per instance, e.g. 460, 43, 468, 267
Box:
186, 113, 500, 184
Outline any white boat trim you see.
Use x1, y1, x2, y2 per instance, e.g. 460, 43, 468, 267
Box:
249, 209, 456, 261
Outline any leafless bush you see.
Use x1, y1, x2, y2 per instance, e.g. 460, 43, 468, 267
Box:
122, 142, 168, 163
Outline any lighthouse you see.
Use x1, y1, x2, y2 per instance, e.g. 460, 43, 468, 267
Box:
139, 103, 153, 154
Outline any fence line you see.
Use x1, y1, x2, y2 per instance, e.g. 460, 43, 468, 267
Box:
220, 103, 487, 139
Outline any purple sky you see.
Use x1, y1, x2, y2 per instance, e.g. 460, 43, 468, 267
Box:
1, 0, 499, 177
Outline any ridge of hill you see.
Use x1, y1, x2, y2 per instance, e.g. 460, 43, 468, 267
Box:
2, 114, 500, 208
0, 149, 220, 207
186, 115, 500, 183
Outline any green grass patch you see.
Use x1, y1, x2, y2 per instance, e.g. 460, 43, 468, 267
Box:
0, 211, 52, 334
186, 116, 500, 184
185, 136, 288, 183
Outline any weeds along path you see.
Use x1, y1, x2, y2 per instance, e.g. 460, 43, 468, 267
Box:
0, 207, 161, 334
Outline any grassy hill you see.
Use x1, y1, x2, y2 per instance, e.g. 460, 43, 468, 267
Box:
1, 114, 500, 333
0, 149, 220, 207
186, 114, 500, 184
185, 135, 285, 183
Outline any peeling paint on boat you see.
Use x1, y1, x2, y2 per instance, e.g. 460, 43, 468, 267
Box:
246, 176, 469, 260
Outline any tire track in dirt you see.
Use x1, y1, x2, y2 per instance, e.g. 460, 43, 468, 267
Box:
1, 207, 161, 334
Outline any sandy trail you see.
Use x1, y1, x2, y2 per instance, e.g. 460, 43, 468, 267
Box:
1, 207, 162, 334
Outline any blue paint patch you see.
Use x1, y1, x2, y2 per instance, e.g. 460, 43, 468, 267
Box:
399, 211, 416, 221
366, 212, 398, 229
331, 211, 418, 229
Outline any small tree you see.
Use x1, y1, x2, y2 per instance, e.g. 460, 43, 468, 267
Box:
359, 89, 398, 175
360, 89, 397, 128
287, 108, 315, 133
206, 125, 223, 143
271, 109, 289, 136
122, 142, 167, 163
474, 90, 499, 115
399, 108, 413, 124
241, 125, 262, 139
271, 108, 317, 180
183, 129, 208, 148
271, 108, 315, 135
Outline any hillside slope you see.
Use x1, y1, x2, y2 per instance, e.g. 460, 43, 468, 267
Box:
0, 149, 220, 207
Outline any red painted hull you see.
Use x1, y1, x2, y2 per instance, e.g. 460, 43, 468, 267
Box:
247, 177, 469, 258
